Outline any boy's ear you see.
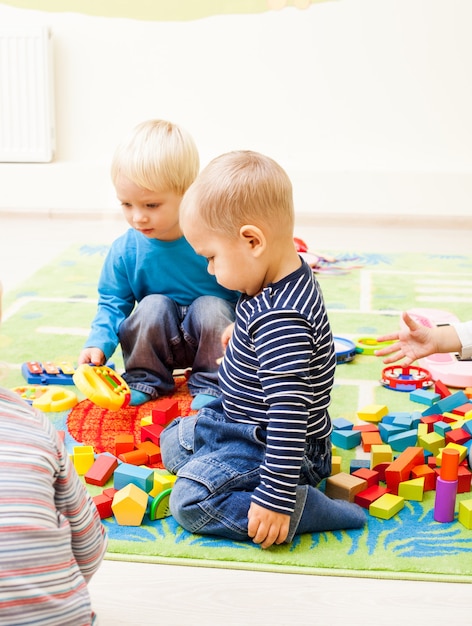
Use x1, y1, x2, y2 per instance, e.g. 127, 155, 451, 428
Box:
239, 225, 266, 256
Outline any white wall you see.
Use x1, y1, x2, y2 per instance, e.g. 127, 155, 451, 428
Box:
1, 0, 471, 218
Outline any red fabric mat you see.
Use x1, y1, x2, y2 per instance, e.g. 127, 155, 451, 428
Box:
67, 375, 195, 455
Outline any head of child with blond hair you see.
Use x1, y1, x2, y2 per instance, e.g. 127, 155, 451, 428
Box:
180, 150, 300, 296
111, 119, 200, 241
111, 119, 199, 195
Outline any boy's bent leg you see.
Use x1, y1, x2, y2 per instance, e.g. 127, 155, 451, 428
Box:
119, 294, 180, 397
287, 485, 366, 542
169, 474, 257, 542
182, 296, 235, 397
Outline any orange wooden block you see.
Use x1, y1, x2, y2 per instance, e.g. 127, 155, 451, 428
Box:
384, 446, 424, 494
137, 441, 162, 465
361, 431, 383, 452
410, 464, 436, 491
115, 433, 135, 456
118, 449, 148, 466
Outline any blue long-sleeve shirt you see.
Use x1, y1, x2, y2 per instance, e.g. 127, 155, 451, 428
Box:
85, 229, 239, 360
219, 260, 335, 515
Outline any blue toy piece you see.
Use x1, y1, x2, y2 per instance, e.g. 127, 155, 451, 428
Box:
21, 360, 116, 386
333, 336, 356, 364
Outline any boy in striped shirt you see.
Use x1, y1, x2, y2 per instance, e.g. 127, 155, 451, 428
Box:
161, 151, 365, 549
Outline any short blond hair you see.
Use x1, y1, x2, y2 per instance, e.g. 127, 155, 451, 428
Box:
180, 150, 294, 237
111, 119, 199, 195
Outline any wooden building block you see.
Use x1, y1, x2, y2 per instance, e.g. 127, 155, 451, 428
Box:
112, 483, 148, 526
458, 499, 472, 529
137, 441, 162, 465
85, 452, 119, 486
434, 380, 451, 398
418, 431, 445, 456
141, 423, 164, 446
398, 477, 425, 501
324, 472, 367, 502
388, 429, 419, 453
115, 433, 135, 456
457, 466, 472, 493
370, 444, 393, 470
384, 446, 424, 494
357, 404, 389, 423
351, 467, 379, 487
331, 429, 361, 450
151, 398, 180, 426
113, 463, 154, 493
330, 455, 342, 475
118, 449, 148, 466
361, 430, 383, 452
92, 492, 114, 519
355, 485, 389, 509
445, 428, 471, 446
411, 464, 436, 491
369, 493, 405, 520
73, 445, 95, 475
409, 388, 441, 406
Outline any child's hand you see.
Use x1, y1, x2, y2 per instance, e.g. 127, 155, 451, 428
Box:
247, 502, 290, 549
78, 348, 105, 367
375, 311, 436, 365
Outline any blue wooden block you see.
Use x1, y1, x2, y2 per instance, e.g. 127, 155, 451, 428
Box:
422, 390, 469, 416
113, 463, 154, 493
410, 388, 441, 406
388, 429, 419, 452
433, 421, 452, 437
349, 458, 370, 473
332, 417, 353, 431
331, 429, 361, 449
378, 422, 407, 443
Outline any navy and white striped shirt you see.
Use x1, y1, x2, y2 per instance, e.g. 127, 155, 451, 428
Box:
219, 260, 336, 515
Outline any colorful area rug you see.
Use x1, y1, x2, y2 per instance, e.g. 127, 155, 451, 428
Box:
2, 244, 472, 582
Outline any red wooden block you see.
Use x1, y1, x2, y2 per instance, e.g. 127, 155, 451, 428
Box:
452, 403, 472, 417
445, 428, 471, 446
411, 464, 436, 491
355, 485, 390, 509
93, 493, 113, 519
353, 423, 379, 433
115, 433, 135, 456
434, 380, 451, 399
85, 453, 118, 486
152, 398, 180, 426
384, 446, 424, 494
103, 487, 118, 499
118, 449, 148, 466
141, 423, 164, 445
458, 466, 472, 493
420, 415, 443, 433
371, 462, 390, 483
351, 468, 380, 488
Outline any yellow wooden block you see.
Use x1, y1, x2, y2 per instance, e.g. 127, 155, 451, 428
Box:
417, 423, 428, 439
149, 472, 176, 497
73, 445, 95, 475
398, 477, 424, 501
369, 493, 404, 519
370, 444, 393, 470
449, 419, 463, 430
140, 415, 153, 426
112, 483, 148, 526
357, 404, 388, 423
438, 442, 468, 464
330, 455, 342, 475
458, 499, 472, 529
418, 431, 445, 456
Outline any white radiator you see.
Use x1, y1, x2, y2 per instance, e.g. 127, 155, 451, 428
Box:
0, 26, 55, 163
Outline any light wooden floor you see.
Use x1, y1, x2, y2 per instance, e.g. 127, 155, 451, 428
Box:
1, 214, 471, 626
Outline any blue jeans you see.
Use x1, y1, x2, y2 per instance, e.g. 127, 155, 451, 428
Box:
160, 399, 366, 543
118, 295, 235, 399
